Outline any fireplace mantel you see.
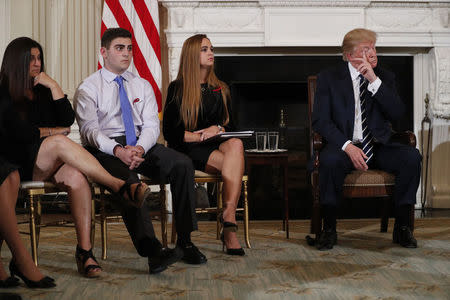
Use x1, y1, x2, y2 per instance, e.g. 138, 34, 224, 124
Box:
161, 0, 450, 118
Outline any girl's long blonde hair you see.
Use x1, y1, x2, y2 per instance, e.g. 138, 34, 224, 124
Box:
176, 34, 230, 131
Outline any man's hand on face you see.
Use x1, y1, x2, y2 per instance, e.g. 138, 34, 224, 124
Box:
344, 143, 368, 171
354, 51, 377, 83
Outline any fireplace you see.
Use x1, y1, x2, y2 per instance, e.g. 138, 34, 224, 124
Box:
215, 55, 414, 138
161, 0, 450, 209
213, 55, 414, 219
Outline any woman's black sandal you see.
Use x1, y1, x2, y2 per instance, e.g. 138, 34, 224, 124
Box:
75, 246, 102, 278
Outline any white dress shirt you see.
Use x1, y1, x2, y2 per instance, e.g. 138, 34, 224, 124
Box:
342, 62, 382, 151
73, 68, 160, 156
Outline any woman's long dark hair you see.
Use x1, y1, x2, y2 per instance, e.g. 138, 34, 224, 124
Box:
0, 37, 44, 102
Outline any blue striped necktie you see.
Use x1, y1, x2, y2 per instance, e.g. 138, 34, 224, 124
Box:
114, 76, 137, 146
358, 74, 374, 164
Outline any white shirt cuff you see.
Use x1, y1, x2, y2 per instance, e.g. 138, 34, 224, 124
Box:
97, 135, 121, 156
342, 140, 352, 151
368, 77, 382, 95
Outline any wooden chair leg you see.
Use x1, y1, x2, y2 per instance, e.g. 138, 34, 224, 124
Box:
217, 182, 223, 240
243, 179, 251, 248
28, 193, 38, 266
36, 197, 42, 250
90, 195, 96, 246
311, 200, 321, 237
160, 184, 168, 247
100, 189, 107, 260
310, 171, 322, 237
171, 218, 176, 244
380, 197, 390, 232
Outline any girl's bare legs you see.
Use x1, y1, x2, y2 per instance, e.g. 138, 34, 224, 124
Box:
33, 135, 125, 192
0, 171, 45, 281
51, 164, 100, 275
205, 138, 245, 249
33, 135, 145, 200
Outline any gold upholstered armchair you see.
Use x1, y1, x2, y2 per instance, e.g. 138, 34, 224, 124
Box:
307, 76, 415, 238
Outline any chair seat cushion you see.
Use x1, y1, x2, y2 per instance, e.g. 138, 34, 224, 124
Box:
194, 170, 220, 178
343, 169, 395, 187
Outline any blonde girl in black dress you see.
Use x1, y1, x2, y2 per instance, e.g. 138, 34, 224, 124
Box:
163, 34, 245, 255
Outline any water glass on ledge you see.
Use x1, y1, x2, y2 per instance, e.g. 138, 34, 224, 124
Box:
256, 132, 267, 151
268, 132, 279, 150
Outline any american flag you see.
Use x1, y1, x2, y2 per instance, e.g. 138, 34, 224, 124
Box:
99, 0, 162, 112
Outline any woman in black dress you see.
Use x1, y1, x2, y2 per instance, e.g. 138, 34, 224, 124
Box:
163, 34, 245, 256
0, 37, 151, 280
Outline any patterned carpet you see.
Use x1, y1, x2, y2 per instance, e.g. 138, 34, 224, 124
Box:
1, 218, 449, 300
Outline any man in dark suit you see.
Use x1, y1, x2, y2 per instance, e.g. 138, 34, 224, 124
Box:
312, 28, 421, 250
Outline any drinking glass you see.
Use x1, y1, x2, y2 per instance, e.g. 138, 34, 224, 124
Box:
268, 131, 279, 150
255, 132, 267, 151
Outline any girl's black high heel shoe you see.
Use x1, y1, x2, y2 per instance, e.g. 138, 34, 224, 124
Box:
219, 218, 245, 256
9, 260, 55, 288
75, 245, 102, 278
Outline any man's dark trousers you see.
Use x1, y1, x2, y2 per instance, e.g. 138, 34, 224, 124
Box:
88, 141, 197, 257
319, 142, 421, 209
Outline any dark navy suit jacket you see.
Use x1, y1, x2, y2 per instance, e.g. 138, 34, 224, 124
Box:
312, 61, 404, 149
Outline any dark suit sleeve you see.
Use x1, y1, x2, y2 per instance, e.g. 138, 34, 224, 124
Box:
312, 72, 348, 149
162, 81, 185, 148
372, 70, 405, 121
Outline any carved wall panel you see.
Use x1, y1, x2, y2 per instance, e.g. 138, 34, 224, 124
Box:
367, 8, 432, 30
194, 8, 262, 31
429, 47, 450, 119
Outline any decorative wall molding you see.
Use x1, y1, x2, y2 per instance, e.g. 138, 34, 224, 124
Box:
259, 0, 371, 7
367, 8, 433, 30
429, 47, 450, 119
194, 8, 262, 31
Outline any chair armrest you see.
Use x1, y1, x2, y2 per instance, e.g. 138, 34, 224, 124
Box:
390, 131, 416, 148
